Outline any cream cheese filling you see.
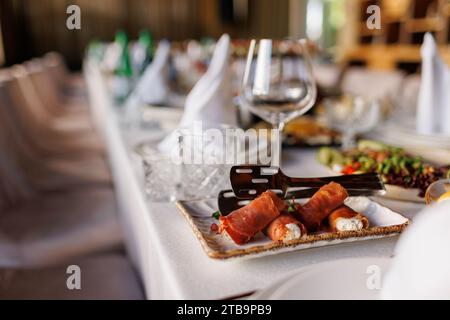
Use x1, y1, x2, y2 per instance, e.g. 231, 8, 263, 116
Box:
283, 223, 302, 241
335, 217, 363, 231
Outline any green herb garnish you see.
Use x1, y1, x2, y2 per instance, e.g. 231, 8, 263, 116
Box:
286, 198, 297, 213
212, 211, 221, 220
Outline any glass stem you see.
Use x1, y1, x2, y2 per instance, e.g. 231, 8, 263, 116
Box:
271, 120, 285, 169
342, 127, 356, 151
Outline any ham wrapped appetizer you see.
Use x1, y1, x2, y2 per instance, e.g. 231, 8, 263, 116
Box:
265, 214, 307, 242
296, 182, 348, 231
328, 205, 369, 232
219, 190, 285, 245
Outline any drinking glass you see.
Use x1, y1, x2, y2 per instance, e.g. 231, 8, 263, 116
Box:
136, 125, 237, 202
135, 142, 178, 202
176, 126, 234, 200
240, 39, 317, 167
425, 179, 450, 205
323, 95, 380, 150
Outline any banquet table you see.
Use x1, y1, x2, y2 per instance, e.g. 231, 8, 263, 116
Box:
84, 60, 425, 300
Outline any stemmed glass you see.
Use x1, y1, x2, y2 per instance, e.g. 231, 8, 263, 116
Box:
323, 95, 381, 150
240, 39, 317, 168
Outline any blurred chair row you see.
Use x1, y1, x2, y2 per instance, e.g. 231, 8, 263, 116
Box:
0, 53, 144, 299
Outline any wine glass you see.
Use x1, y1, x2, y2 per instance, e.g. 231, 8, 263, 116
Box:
240, 39, 317, 168
323, 95, 381, 150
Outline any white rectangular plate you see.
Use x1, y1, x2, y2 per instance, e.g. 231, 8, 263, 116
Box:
176, 197, 410, 260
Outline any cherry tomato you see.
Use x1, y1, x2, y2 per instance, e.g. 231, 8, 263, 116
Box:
342, 164, 356, 175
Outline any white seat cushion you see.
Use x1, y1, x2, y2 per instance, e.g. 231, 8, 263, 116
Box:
0, 253, 144, 299
0, 188, 123, 267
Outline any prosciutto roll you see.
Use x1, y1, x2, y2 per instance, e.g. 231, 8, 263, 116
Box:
265, 214, 307, 242
328, 205, 369, 232
220, 190, 285, 245
296, 182, 348, 231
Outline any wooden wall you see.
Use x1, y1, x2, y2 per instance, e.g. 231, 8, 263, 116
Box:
0, 0, 292, 69
337, 0, 450, 72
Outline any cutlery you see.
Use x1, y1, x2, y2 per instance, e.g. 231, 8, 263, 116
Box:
230, 165, 385, 199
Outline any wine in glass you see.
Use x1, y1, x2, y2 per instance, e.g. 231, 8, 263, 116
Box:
240, 39, 317, 168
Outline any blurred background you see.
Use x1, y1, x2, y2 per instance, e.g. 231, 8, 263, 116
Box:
1, 0, 450, 300
1, 0, 448, 71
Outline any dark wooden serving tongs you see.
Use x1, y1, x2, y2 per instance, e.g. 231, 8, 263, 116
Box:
229, 165, 386, 199
218, 187, 384, 216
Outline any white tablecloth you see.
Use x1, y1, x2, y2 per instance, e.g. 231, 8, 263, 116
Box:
85, 61, 425, 299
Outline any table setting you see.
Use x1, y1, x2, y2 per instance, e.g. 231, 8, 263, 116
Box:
84, 30, 450, 300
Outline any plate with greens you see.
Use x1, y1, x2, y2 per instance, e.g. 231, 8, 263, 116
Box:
317, 140, 450, 202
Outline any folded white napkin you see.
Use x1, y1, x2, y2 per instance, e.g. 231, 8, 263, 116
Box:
381, 200, 450, 299
158, 34, 236, 154
416, 33, 450, 135
132, 40, 171, 105
101, 42, 121, 72
123, 41, 171, 128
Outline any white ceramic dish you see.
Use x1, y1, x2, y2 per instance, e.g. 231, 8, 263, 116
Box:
383, 184, 423, 203
176, 197, 409, 260
324, 145, 450, 203
249, 257, 391, 299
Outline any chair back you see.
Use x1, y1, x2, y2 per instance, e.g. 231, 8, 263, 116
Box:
24, 59, 64, 116
398, 74, 421, 112
42, 52, 69, 89
0, 78, 35, 210
8, 65, 56, 133
341, 67, 405, 101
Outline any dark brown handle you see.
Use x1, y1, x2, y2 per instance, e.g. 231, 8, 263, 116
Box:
286, 173, 383, 189
218, 186, 385, 215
